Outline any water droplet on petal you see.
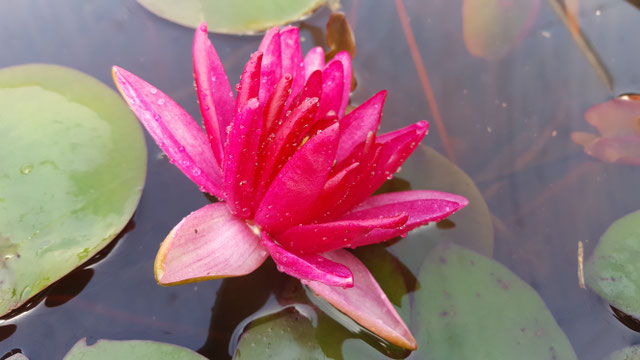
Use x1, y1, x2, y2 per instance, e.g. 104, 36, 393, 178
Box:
157, 98, 165, 105
150, 88, 158, 94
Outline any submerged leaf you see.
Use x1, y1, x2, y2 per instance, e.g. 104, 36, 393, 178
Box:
63, 338, 206, 360
0, 64, 146, 316
415, 243, 577, 359
572, 96, 640, 165
137, 0, 326, 35
585, 210, 640, 317
463, 0, 540, 60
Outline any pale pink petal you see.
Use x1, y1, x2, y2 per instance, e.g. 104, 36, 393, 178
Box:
326, 51, 352, 116
112, 66, 224, 198
316, 60, 344, 121
304, 250, 417, 350
261, 233, 353, 288
155, 203, 267, 285
276, 214, 408, 254
223, 99, 262, 219
336, 91, 386, 163
304, 46, 325, 81
576, 135, 640, 165
339, 190, 469, 246
255, 123, 339, 234
257, 27, 282, 104
280, 26, 305, 98
585, 98, 640, 137
235, 51, 263, 113
193, 22, 235, 164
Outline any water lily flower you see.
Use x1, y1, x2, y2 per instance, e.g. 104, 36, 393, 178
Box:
112, 22, 468, 350
571, 95, 640, 165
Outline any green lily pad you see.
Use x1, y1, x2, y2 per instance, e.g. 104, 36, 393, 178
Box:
463, 0, 540, 60
63, 338, 207, 359
605, 345, 640, 360
0, 64, 146, 316
137, 0, 326, 35
234, 307, 326, 359
415, 242, 577, 359
585, 210, 640, 317
387, 145, 494, 274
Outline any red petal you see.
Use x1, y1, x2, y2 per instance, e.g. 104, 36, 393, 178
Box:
261, 233, 353, 287
155, 203, 267, 285
255, 123, 339, 233
336, 90, 386, 163
327, 51, 352, 117
193, 22, 235, 165
112, 66, 224, 198
276, 214, 408, 254
304, 46, 325, 81
316, 60, 344, 121
235, 51, 263, 114
280, 26, 305, 99
257, 27, 282, 104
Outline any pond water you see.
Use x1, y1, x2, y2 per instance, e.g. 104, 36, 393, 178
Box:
2, 0, 640, 359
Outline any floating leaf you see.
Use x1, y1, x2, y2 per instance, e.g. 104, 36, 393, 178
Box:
571, 96, 640, 165
137, 0, 326, 35
415, 242, 577, 359
605, 345, 640, 360
234, 307, 326, 359
0, 64, 146, 316
463, 0, 540, 60
63, 338, 206, 359
585, 210, 640, 317
387, 145, 494, 274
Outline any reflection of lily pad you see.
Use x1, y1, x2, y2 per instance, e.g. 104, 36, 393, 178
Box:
388, 145, 494, 273
585, 210, 640, 317
463, 0, 540, 60
415, 243, 577, 359
63, 338, 206, 359
605, 345, 640, 360
137, 0, 326, 35
0, 64, 146, 316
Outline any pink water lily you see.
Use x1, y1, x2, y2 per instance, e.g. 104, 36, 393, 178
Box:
112, 22, 468, 350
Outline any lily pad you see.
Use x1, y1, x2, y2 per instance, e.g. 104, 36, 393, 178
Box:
0, 64, 146, 316
137, 0, 326, 35
234, 307, 326, 359
605, 345, 640, 360
63, 338, 207, 359
585, 210, 640, 317
415, 242, 577, 359
463, 0, 540, 60
387, 145, 494, 274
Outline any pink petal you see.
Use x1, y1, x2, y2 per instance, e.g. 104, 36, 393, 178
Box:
336, 90, 386, 163
326, 51, 352, 117
261, 233, 353, 288
235, 51, 263, 113
155, 203, 268, 285
304, 250, 417, 350
112, 66, 224, 198
585, 98, 640, 138
306, 161, 361, 220
290, 69, 323, 111
223, 99, 262, 218
304, 46, 325, 81
339, 190, 469, 246
257, 27, 283, 104
280, 26, 305, 99
255, 123, 339, 234
316, 60, 344, 121
276, 214, 408, 254
193, 22, 235, 165
574, 135, 640, 165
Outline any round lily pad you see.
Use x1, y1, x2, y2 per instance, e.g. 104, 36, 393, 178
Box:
63, 338, 207, 360
585, 210, 640, 317
415, 242, 577, 359
0, 64, 146, 316
137, 0, 326, 35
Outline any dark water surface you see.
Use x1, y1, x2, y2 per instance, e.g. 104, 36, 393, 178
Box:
2, 0, 640, 359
